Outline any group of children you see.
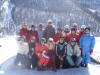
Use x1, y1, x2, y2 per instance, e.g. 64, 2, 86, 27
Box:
14, 20, 95, 71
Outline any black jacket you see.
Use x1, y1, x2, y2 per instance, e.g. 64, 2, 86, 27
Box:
55, 42, 67, 57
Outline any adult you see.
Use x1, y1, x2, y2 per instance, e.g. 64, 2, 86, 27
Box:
43, 20, 55, 41
37, 23, 44, 42
79, 27, 95, 67
79, 25, 86, 38
26, 25, 39, 42
53, 28, 63, 42
18, 22, 28, 37
64, 25, 70, 36
73, 23, 79, 34
66, 37, 82, 68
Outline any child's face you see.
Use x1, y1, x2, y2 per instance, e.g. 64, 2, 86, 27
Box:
20, 38, 25, 42
59, 38, 64, 43
71, 41, 75, 46
85, 29, 90, 34
31, 39, 35, 43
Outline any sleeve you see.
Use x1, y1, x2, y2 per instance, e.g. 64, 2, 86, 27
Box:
55, 44, 58, 56
79, 35, 83, 48
25, 43, 29, 55
36, 31, 39, 42
67, 44, 72, 56
76, 44, 81, 57
35, 44, 38, 56
63, 43, 67, 57
90, 36, 95, 50
42, 50, 48, 58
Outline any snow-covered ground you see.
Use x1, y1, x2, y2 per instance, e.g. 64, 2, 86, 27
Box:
0, 36, 100, 75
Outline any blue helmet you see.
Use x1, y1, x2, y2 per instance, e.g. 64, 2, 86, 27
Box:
70, 37, 76, 42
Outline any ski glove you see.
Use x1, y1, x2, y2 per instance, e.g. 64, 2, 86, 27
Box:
90, 49, 93, 54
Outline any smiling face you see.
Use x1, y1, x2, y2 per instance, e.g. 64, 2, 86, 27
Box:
59, 38, 64, 43
85, 29, 90, 34
71, 41, 76, 46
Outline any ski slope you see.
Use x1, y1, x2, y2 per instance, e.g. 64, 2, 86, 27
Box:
0, 36, 100, 75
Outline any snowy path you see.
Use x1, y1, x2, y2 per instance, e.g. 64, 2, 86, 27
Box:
0, 36, 100, 75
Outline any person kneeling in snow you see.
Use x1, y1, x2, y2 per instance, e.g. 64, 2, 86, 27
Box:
14, 35, 29, 68
66, 37, 82, 68
79, 27, 95, 67
35, 38, 49, 71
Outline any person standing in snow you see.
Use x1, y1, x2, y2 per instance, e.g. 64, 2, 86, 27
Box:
14, 35, 29, 68
79, 27, 95, 67
35, 38, 49, 71
79, 25, 86, 38
64, 25, 71, 36
28, 36, 38, 69
53, 28, 63, 43
18, 22, 28, 38
47, 38, 56, 71
55, 36, 67, 69
66, 37, 82, 68
43, 20, 55, 41
73, 23, 80, 34
26, 25, 39, 42
37, 23, 44, 42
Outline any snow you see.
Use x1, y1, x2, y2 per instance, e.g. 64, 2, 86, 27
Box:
0, 36, 100, 75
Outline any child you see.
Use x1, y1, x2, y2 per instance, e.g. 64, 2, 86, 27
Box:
14, 35, 29, 68
66, 37, 82, 68
79, 27, 95, 67
47, 38, 56, 71
35, 38, 49, 71
28, 36, 37, 69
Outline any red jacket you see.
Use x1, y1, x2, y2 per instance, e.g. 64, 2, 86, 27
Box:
18, 28, 28, 37
53, 33, 62, 42
26, 30, 39, 42
64, 30, 70, 35
35, 43, 48, 59
64, 33, 79, 43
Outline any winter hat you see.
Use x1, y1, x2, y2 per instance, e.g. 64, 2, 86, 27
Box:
59, 36, 64, 39
85, 27, 90, 31
41, 38, 46, 43
31, 25, 35, 28
70, 37, 76, 42
48, 38, 54, 42
48, 19, 53, 23
81, 25, 86, 29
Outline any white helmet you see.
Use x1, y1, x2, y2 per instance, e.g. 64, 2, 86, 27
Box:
81, 25, 86, 29
48, 19, 53, 23
64, 25, 69, 29
48, 38, 54, 42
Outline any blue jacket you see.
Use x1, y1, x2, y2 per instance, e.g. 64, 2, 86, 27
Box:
79, 33, 95, 51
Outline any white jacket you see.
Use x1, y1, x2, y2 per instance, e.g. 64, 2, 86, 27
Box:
18, 41, 29, 55
67, 43, 81, 57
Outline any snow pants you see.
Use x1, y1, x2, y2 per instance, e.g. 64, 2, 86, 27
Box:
66, 55, 82, 66
38, 56, 49, 67
81, 49, 90, 64
14, 53, 29, 68
47, 56, 56, 68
